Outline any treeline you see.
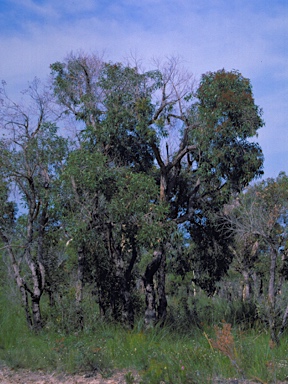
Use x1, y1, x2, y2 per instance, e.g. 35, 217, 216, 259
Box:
0, 53, 287, 344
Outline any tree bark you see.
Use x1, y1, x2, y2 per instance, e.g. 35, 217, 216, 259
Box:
242, 270, 252, 302
157, 252, 167, 323
268, 247, 279, 345
31, 295, 42, 331
76, 247, 85, 330
143, 251, 162, 328
122, 237, 138, 328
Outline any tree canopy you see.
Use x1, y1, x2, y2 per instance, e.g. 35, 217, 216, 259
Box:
0, 52, 269, 332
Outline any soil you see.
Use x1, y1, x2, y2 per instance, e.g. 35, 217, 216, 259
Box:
0, 366, 141, 384
1, 366, 288, 384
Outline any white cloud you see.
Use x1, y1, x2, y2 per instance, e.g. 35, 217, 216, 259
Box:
10, 0, 58, 18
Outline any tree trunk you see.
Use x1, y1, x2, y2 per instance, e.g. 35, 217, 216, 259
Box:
242, 270, 252, 302
122, 237, 138, 328
252, 271, 260, 300
23, 207, 45, 331
268, 249, 277, 306
122, 290, 134, 328
268, 247, 279, 345
277, 249, 288, 295
25, 253, 44, 330
31, 295, 42, 331
76, 247, 85, 330
106, 223, 138, 327
97, 284, 109, 318
160, 172, 168, 202
157, 252, 167, 323
143, 251, 162, 328
106, 222, 121, 321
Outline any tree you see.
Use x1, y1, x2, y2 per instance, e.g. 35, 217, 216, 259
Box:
50, 54, 264, 327
140, 66, 264, 324
51, 54, 168, 327
58, 142, 167, 327
222, 173, 288, 343
0, 80, 68, 330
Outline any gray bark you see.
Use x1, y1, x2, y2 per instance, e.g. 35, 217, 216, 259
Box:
157, 253, 167, 323
242, 270, 252, 302
268, 247, 279, 345
143, 251, 162, 328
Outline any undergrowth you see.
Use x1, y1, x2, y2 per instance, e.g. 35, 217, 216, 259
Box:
1, 293, 288, 383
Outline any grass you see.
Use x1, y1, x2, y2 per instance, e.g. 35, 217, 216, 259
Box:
1, 293, 288, 383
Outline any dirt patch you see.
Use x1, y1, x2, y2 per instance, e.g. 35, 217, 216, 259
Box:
0, 366, 141, 384
1, 367, 288, 384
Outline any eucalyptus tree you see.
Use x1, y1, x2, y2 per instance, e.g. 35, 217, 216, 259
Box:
51, 56, 165, 325
222, 173, 288, 343
0, 80, 69, 330
51, 53, 264, 326
58, 137, 167, 326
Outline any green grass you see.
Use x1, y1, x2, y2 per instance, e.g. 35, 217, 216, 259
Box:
1, 293, 288, 383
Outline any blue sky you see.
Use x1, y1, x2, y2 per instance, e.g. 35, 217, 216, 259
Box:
0, 0, 287, 179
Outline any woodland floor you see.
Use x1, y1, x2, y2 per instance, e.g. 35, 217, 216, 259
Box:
0, 366, 141, 384
2, 366, 288, 384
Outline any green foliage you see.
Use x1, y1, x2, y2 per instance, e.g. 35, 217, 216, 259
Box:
51, 56, 158, 172
186, 219, 234, 295
197, 69, 264, 138
195, 69, 264, 191
0, 176, 16, 232
223, 172, 288, 342
2, 53, 267, 333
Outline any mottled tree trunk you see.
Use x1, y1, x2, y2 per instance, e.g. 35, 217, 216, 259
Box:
14, 265, 33, 328
144, 279, 157, 327
27, 258, 44, 330
22, 204, 46, 331
143, 251, 162, 328
31, 295, 42, 331
242, 270, 253, 302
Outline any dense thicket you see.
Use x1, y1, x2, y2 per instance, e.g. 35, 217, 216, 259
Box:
1, 53, 287, 344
